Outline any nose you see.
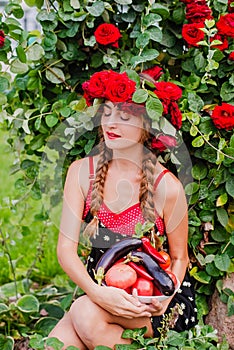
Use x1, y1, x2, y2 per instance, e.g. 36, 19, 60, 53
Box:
105, 107, 119, 126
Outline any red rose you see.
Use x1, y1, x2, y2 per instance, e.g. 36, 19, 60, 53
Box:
182, 22, 205, 47
211, 103, 234, 130
0, 30, 5, 48
169, 101, 183, 130
151, 135, 177, 152
216, 13, 234, 38
142, 66, 163, 81
82, 71, 110, 105
154, 81, 182, 102
186, 3, 213, 23
180, 0, 206, 3
82, 70, 136, 105
105, 71, 136, 102
211, 33, 229, 51
94, 23, 122, 48
228, 52, 234, 60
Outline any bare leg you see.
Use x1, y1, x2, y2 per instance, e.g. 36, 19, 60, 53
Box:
70, 295, 153, 349
47, 312, 87, 350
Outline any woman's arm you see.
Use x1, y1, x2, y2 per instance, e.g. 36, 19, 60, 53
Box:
57, 159, 98, 292
149, 172, 189, 315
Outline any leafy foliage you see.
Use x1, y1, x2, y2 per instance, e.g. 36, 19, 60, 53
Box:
0, 0, 234, 348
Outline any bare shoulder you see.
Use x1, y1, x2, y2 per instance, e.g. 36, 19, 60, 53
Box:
66, 155, 99, 195
155, 163, 185, 200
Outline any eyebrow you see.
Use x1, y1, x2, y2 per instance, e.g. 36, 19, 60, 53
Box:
103, 103, 112, 110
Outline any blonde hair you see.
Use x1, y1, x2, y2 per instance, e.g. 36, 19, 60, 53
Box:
83, 117, 161, 248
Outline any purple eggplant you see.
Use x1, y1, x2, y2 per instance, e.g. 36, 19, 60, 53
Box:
95, 237, 143, 273
130, 250, 175, 296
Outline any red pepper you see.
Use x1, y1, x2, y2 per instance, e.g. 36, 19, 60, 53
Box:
141, 237, 166, 265
127, 261, 154, 281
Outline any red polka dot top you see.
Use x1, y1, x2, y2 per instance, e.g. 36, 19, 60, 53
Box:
83, 157, 169, 236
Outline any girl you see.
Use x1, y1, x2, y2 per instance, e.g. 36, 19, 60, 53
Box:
48, 70, 197, 349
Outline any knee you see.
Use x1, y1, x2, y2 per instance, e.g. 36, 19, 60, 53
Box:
70, 296, 105, 344
70, 296, 98, 329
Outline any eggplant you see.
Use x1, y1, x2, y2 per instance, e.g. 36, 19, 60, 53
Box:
130, 250, 175, 296
95, 237, 142, 273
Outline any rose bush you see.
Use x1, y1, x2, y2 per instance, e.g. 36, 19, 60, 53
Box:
0, 0, 233, 347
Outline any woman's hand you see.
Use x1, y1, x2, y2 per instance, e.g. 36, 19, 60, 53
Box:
146, 298, 169, 316
89, 285, 152, 319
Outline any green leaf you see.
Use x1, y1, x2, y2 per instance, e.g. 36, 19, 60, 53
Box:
0, 335, 14, 350
10, 59, 28, 74
0, 77, 9, 92
185, 182, 199, 195
192, 136, 204, 147
103, 54, 118, 68
142, 13, 161, 28
136, 32, 150, 50
45, 114, 58, 127
27, 43, 45, 61
194, 52, 205, 70
70, 0, 80, 9
147, 27, 162, 43
86, 2, 105, 16
0, 303, 9, 314
191, 163, 207, 180
132, 89, 148, 103
29, 334, 44, 350
188, 92, 204, 113
216, 208, 229, 227
0, 93, 7, 105
214, 254, 231, 272
226, 177, 234, 197
130, 49, 159, 67
45, 67, 65, 84
16, 294, 40, 313
216, 193, 228, 207
45, 337, 64, 350
211, 228, 229, 243
146, 97, 163, 121
16, 45, 27, 63
114, 0, 132, 4
227, 295, 234, 316
34, 317, 60, 335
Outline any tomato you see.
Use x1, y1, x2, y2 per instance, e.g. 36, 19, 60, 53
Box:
153, 286, 162, 296
131, 277, 154, 296
166, 270, 178, 287
158, 250, 171, 270
105, 263, 137, 289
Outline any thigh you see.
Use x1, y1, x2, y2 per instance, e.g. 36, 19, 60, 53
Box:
71, 295, 153, 338
48, 312, 87, 350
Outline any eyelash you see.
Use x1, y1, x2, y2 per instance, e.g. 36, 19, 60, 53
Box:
103, 110, 130, 121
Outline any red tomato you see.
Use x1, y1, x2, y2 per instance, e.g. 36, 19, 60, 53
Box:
166, 270, 178, 287
153, 286, 162, 296
131, 277, 154, 296
124, 287, 132, 294
158, 251, 171, 270
105, 263, 137, 289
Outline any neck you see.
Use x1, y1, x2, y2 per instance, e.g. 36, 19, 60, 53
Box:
110, 145, 144, 173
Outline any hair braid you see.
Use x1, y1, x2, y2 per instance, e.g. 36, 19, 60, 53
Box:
139, 140, 162, 249
83, 136, 112, 238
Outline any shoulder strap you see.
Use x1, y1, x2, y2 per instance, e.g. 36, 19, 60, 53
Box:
153, 169, 170, 191
88, 156, 95, 181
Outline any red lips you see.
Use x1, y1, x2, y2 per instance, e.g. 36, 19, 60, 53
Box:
106, 131, 121, 140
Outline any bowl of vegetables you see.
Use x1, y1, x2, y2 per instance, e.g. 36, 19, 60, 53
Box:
94, 236, 180, 303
